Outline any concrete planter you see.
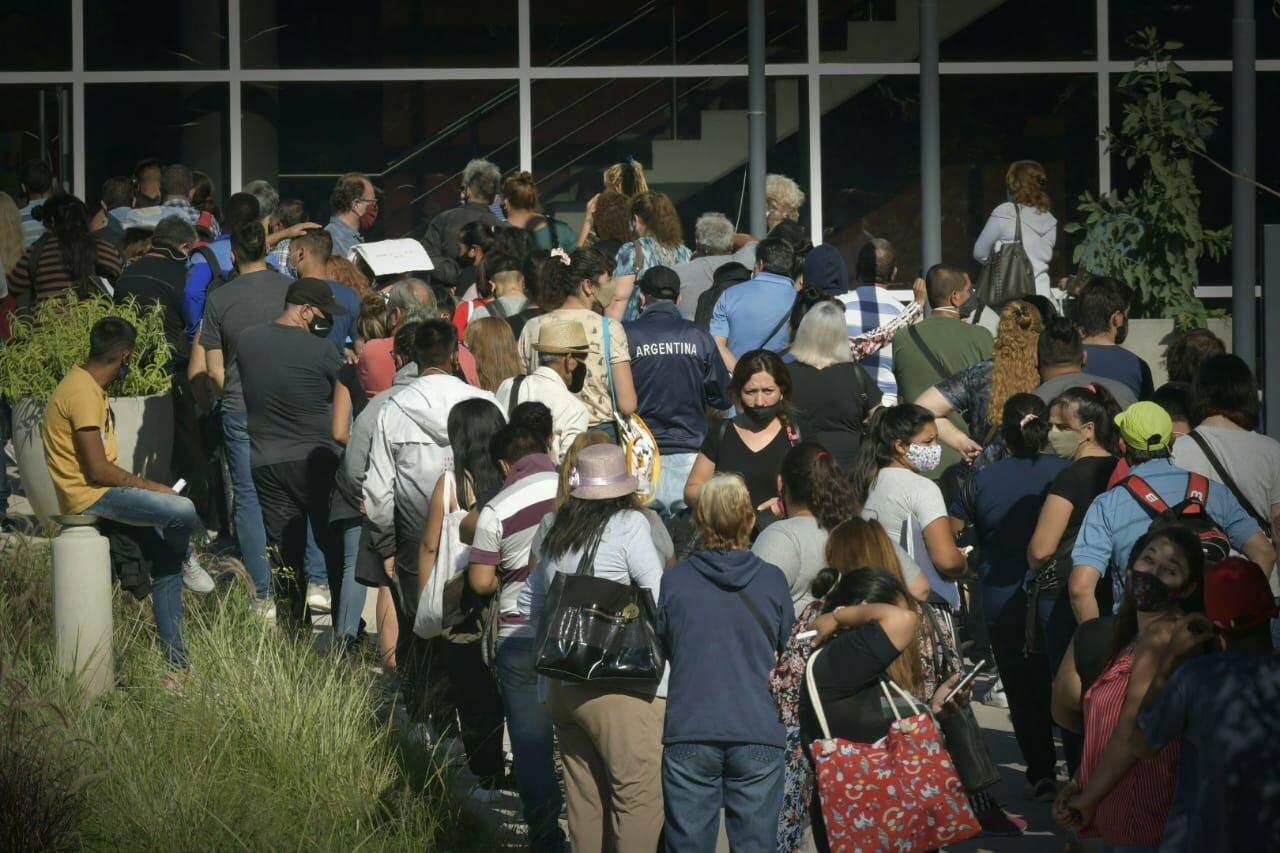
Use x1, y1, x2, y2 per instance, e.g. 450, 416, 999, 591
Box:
13, 393, 173, 528
1121, 318, 1232, 388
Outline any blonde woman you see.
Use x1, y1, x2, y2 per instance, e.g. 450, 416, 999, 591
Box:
464, 316, 524, 393
657, 473, 793, 851
974, 160, 1058, 299
915, 299, 1045, 469
766, 174, 805, 232
787, 299, 881, 471
606, 191, 692, 321
603, 159, 648, 197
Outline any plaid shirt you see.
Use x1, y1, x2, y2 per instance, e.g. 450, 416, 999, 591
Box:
269, 238, 296, 278
160, 198, 221, 238
839, 285, 918, 405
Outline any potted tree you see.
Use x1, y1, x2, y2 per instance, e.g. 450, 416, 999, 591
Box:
1066, 29, 1233, 377
0, 294, 174, 528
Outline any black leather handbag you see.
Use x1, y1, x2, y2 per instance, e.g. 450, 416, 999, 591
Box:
922, 605, 1001, 793
533, 523, 665, 684
975, 204, 1037, 306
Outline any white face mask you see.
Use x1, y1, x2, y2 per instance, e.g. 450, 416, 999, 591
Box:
905, 442, 942, 472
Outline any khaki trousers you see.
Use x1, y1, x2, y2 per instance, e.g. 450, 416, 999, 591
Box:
547, 680, 666, 853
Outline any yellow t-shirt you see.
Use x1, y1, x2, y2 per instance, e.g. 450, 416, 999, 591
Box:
42, 365, 117, 514
518, 308, 630, 427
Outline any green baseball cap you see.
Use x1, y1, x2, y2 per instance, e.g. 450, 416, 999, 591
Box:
1114, 401, 1173, 452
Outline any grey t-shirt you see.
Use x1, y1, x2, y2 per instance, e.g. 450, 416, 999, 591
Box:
751, 514, 922, 615
1033, 371, 1136, 409
198, 269, 294, 412
236, 323, 342, 468
671, 244, 759, 320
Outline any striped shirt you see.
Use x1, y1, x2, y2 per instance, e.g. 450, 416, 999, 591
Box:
20, 201, 46, 247
1080, 646, 1181, 846
469, 454, 559, 641
838, 285, 908, 404
9, 235, 123, 304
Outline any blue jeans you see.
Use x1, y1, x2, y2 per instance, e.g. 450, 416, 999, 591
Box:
88, 486, 198, 666
662, 741, 785, 853
652, 451, 696, 520
305, 518, 326, 585
496, 636, 565, 851
335, 519, 366, 641
220, 408, 271, 598
1039, 594, 1082, 775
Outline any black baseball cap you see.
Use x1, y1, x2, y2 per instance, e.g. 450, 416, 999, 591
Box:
285, 277, 348, 315
638, 265, 681, 299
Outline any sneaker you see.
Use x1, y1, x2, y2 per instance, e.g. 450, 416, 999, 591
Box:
306, 582, 332, 613
981, 678, 1009, 708
251, 597, 277, 623
1026, 777, 1058, 802
976, 808, 1026, 836
467, 780, 504, 804
182, 552, 215, 594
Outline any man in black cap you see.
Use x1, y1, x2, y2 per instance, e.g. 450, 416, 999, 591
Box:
623, 265, 732, 519
237, 278, 348, 625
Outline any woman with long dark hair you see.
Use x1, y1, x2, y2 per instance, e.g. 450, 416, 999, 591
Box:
954, 393, 1070, 802
685, 349, 798, 533
1052, 526, 1206, 850
527, 443, 666, 853
415, 397, 507, 798
9, 194, 123, 304
854, 403, 967, 577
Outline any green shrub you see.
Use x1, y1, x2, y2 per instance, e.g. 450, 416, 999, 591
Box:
0, 293, 172, 402
0, 537, 485, 851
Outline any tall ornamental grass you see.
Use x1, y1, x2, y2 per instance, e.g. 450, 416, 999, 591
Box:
0, 535, 489, 851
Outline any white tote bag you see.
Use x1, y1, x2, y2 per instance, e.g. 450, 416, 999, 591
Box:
413, 471, 471, 639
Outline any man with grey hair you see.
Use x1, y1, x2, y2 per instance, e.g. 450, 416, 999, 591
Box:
357, 277, 438, 396
671, 212, 758, 320
421, 158, 504, 290
242, 179, 281, 226
325, 172, 378, 258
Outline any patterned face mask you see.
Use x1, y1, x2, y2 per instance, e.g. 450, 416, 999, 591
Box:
905, 442, 942, 472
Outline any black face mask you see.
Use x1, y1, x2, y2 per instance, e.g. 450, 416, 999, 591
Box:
743, 402, 781, 425
308, 313, 333, 338
567, 361, 587, 394
1115, 318, 1129, 346
957, 292, 979, 319
1129, 570, 1180, 613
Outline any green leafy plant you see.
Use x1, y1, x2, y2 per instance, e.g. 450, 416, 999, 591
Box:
0, 294, 172, 401
1066, 28, 1231, 328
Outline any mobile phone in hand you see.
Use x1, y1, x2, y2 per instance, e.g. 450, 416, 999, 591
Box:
943, 658, 987, 704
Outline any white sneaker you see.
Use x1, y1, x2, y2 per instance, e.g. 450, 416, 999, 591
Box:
306, 582, 332, 613
251, 597, 277, 623
467, 784, 503, 804
982, 678, 1010, 709
182, 552, 215, 594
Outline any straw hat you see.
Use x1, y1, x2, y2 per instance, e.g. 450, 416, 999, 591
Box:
535, 320, 590, 355
569, 444, 637, 500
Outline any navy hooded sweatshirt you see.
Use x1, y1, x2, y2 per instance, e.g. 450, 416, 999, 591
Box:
656, 548, 794, 747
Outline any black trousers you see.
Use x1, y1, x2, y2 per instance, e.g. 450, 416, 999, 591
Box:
438, 639, 505, 781
988, 624, 1059, 785
252, 450, 343, 626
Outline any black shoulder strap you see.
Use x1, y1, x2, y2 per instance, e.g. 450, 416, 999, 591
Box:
195, 245, 226, 289
760, 293, 795, 350
735, 588, 776, 649
486, 296, 509, 319
907, 323, 950, 382
1187, 431, 1272, 537
507, 374, 525, 419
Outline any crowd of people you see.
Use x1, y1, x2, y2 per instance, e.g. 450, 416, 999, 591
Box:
2, 152, 1278, 852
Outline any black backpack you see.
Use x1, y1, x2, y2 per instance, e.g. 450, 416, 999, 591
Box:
1121, 472, 1232, 565
694, 266, 752, 330
194, 245, 234, 292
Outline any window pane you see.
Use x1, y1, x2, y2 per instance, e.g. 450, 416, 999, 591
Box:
85, 84, 230, 214
243, 81, 519, 241
532, 76, 809, 243
242, 1, 518, 69
1111, 0, 1279, 61
822, 74, 1097, 283
531, 1, 804, 66
0, 4, 71, 71
85, 2, 228, 70
0, 86, 71, 193
822, 1, 1096, 63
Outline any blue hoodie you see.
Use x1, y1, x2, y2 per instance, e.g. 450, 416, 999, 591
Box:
656, 548, 794, 747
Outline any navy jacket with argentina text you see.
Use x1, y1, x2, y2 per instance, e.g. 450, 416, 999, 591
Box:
624, 300, 732, 453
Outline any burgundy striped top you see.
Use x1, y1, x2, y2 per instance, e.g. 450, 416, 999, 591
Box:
9, 235, 123, 304
1079, 646, 1180, 846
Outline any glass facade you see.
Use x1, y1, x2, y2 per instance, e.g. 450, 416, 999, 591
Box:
0, 0, 1267, 288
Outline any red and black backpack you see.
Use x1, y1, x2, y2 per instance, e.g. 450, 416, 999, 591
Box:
1121, 472, 1232, 564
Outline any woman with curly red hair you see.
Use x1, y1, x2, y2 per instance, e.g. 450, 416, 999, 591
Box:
605, 190, 692, 321
974, 160, 1058, 301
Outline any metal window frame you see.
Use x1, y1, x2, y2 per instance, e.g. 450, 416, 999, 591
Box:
6, 1, 1273, 252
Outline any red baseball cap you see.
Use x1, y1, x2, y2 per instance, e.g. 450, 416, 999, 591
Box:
1204, 558, 1280, 634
